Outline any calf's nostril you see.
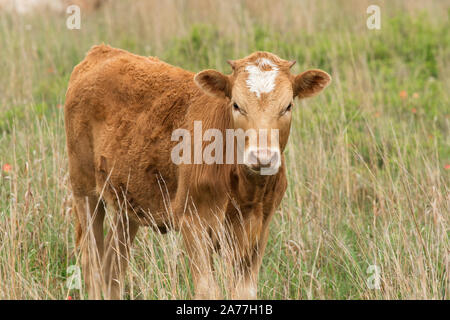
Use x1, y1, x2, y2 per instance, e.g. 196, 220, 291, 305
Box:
245, 149, 280, 171
248, 150, 259, 165
260, 150, 279, 166
270, 151, 279, 163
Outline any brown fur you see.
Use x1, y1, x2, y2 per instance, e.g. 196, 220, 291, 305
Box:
64, 44, 330, 299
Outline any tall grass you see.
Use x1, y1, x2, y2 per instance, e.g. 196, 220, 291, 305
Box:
0, 0, 448, 299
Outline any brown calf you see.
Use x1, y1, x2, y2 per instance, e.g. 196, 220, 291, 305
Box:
64, 45, 330, 299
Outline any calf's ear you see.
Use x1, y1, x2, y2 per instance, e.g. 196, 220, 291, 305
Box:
194, 70, 231, 98
293, 69, 331, 99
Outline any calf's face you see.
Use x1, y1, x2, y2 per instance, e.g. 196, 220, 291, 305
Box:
195, 52, 331, 175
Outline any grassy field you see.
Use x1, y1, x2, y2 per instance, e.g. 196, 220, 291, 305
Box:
0, 0, 448, 299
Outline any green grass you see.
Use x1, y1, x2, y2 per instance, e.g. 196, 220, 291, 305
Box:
0, 0, 448, 299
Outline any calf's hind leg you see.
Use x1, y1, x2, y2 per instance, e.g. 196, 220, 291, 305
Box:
102, 211, 139, 300
72, 194, 105, 300
67, 127, 105, 299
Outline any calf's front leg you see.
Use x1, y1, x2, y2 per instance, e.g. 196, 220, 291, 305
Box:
179, 199, 225, 299
227, 203, 276, 300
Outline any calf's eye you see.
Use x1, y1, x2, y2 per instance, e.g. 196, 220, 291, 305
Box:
281, 103, 292, 115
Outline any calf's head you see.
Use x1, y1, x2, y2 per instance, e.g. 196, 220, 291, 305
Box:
194, 52, 331, 175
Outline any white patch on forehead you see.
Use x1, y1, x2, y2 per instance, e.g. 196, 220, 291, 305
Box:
245, 58, 279, 98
